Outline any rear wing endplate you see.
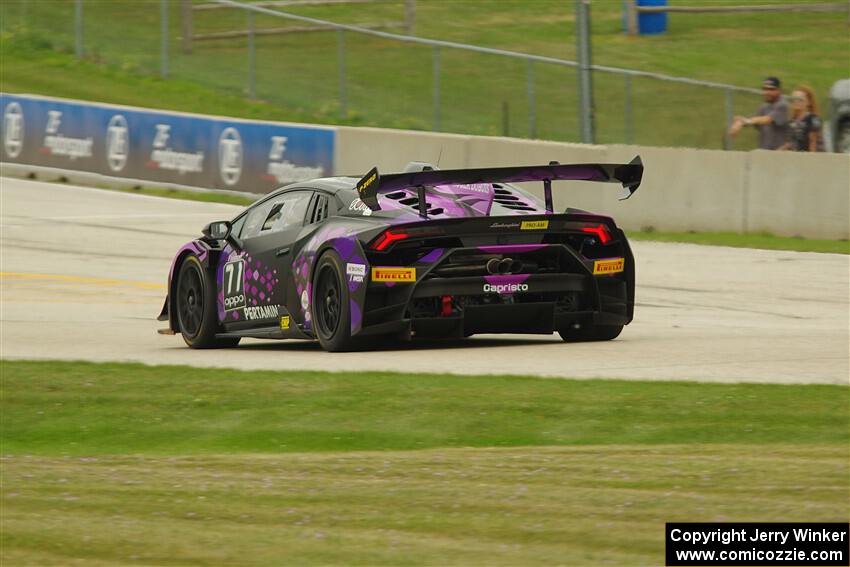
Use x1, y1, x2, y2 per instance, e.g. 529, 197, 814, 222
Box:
355, 156, 643, 215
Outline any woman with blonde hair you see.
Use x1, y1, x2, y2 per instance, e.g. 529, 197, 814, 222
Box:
783, 85, 825, 152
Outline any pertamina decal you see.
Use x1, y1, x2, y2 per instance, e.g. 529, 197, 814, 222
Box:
244, 304, 279, 321
520, 220, 549, 230
593, 258, 625, 275
371, 267, 416, 283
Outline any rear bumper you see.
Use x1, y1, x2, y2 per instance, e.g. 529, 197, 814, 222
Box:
357, 304, 627, 338
357, 240, 633, 338
412, 273, 585, 298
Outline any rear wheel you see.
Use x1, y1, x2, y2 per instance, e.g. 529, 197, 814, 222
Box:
313, 251, 356, 352
175, 255, 239, 349
558, 324, 623, 343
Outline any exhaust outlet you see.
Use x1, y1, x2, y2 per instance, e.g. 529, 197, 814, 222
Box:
498, 258, 514, 274
486, 258, 502, 275
509, 260, 523, 274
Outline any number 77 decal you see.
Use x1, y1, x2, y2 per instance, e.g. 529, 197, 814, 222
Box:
223, 260, 246, 311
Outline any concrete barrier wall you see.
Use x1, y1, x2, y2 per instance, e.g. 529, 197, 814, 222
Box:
336, 126, 850, 239
746, 150, 850, 238
3, 91, 845, 239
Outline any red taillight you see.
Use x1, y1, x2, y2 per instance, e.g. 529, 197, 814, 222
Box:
581, 224, 611, 244
370, 229, 409, 251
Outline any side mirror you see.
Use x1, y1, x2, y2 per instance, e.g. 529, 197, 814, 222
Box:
202, 220, 231, 241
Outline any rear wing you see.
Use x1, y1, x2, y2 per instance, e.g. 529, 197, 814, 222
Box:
355, 156, 643, 216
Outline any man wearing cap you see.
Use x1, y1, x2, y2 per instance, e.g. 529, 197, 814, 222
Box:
727, 77, 790, 149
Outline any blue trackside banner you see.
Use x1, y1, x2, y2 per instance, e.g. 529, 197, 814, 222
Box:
0, 93, 335, 193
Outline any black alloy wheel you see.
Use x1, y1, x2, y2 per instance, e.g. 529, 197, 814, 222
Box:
313, 251, 355, 352
177, 258, 205, 338
175, 254, 240, 349
315, 264, 342, 338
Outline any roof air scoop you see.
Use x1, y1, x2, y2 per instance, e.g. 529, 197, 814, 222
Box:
403, 161, 439, 173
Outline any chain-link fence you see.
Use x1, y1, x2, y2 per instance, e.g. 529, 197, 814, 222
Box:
0, 0, 765, 150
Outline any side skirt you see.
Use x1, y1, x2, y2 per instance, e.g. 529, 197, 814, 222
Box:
216, 325, 314, 341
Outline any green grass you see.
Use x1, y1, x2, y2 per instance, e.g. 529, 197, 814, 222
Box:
3, 446, 847, 566
2, 361, 848, 455
1, 360, 847, 565
115, 184, 256, 206
2, 0, 847, 149
628, 229, 850, 254
50, 175, 258, 207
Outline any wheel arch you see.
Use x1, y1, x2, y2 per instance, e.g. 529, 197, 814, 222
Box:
308, 236, 370, 337
165, 241, 216, 332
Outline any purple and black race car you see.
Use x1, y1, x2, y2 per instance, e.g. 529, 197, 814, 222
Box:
158, 157, 643, 352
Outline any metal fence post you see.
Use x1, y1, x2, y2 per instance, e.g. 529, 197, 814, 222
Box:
161, 0, 169, 79
527, 60, 536, 139
405, 0, 415, 35
624, 73, 633, 144
626, 0, 637, 35
724, 88, 734, 150
75, 0, 83, 59
247, 11, 256, 99
433, 46, 441, 131
575, 0, 595, 144
338, 30, 347, 119
181, 0, 193, 54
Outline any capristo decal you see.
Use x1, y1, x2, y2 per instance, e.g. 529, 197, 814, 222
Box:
483, 282, 529, 294
593, 257, 625, 275
371, 267, 416, 283
520, 220, 549, 230
244, 304, 279, 321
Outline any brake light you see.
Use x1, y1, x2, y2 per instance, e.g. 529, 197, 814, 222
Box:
581, 224, 611, 244
370, 229, 409, 251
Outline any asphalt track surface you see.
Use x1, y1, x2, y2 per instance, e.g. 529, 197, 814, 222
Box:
1, 177, 848, 384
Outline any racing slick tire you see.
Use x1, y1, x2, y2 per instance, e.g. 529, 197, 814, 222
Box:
558, 324, 623, 342
175, 255, 240, 349
313, 251, 357, 352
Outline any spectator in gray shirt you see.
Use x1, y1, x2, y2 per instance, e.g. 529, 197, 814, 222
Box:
727, 77, 790, 149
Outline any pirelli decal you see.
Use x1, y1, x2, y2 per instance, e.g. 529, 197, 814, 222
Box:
372, 267, 416, 283
593, 257, 625, 275
520, 220, 549, 231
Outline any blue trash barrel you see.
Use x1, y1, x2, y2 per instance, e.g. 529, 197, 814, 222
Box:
637, 0, 667, 35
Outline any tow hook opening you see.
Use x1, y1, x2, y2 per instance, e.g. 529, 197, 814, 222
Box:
441, 295, 453, 317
